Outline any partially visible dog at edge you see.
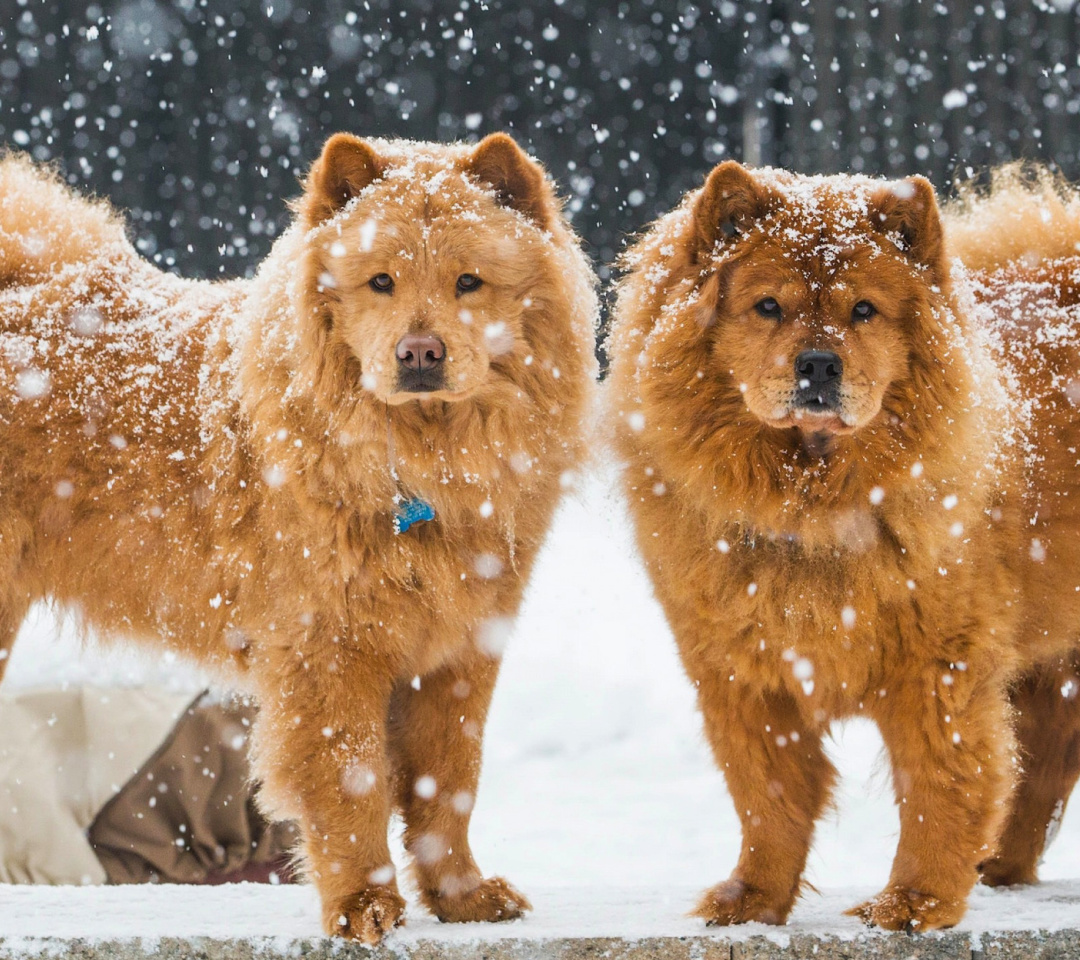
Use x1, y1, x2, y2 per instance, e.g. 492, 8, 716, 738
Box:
606, 160, 1080, 931
0, 133, 598, 942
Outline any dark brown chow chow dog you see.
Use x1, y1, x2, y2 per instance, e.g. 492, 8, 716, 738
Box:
607, 160, 1080, 931
0, 133, 597, 941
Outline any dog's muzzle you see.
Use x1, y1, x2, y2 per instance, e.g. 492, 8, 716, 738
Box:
395, 334, 447, 393
793, 350, 842, 412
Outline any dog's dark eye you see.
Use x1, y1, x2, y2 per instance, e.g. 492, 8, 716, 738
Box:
456, 273, 482, 294
755, 297, 782, 319
369, 273, 394, 294
852, 300, 876, 321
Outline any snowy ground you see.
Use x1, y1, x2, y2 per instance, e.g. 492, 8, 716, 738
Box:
3, 462, 1079, 939
0, 881, 1078, 942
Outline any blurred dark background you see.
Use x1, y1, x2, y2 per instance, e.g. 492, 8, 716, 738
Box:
1, 0, 1078, 288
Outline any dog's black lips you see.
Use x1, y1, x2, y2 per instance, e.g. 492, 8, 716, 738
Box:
793, 383, 841, 411
396, 368, 447, 393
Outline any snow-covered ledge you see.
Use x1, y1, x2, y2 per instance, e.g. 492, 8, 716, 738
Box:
1, 883, 1077, 960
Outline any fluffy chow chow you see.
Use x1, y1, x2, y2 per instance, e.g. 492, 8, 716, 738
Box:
606, 160, 1080, 932
0, 132, 597, 942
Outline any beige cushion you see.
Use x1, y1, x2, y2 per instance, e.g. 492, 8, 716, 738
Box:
0, 686, 193, 884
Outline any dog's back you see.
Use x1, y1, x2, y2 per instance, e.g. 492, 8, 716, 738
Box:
0, 155, 250, 667
944, 168, 1080, 663
0, 155, 130, 288
944, 164, 1080, 273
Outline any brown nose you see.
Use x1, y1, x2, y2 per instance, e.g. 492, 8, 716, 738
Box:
395, 335, 445, 372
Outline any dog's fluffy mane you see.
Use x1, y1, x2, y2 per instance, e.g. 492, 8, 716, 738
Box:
240, 139, 599, 540
0, 144, 598, 664
607, 167, 1009, 552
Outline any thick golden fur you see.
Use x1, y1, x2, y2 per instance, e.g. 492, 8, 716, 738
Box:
943, 166, 1080, 889
606, 160, 1080, 931
945, 163, 1080, 273
0, 134, 597, 941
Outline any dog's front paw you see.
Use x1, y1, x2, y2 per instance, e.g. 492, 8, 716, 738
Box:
847, 886, 965, 932
692, 878, 789, 926
323, 886, 407, 943
427, 875, 532, 923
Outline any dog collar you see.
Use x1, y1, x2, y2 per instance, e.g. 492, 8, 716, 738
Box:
393, 497, 435, 534
385, 407, 435, 534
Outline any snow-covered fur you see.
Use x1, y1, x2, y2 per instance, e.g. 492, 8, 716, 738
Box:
606, 160, 1080, 933
0, 135, 598, 942
945, 162, 1080, 273
942, 167, 1080, 892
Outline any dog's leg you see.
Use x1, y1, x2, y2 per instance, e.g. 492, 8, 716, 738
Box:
851, 667, 1015, 932
0, 581, 32, 687
0, 605, 20, 685
691, 672, 836, 926
388, 653, 530, 923
980, 653, 1080, 887
252, 649, 404, 944
0, 524, 32, 685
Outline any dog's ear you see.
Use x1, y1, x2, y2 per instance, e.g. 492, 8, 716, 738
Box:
870, 176, 947, 280
464, 133, 553, 229
694, 160, 771, 254
303, 133, 383, 224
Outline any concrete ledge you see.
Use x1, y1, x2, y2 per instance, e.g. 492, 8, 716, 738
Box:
3, 931, 1079, 960
0, 884, 1076, 960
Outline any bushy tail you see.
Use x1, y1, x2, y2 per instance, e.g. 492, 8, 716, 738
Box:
0, 152, 126, 287
943, 163, 1080, 274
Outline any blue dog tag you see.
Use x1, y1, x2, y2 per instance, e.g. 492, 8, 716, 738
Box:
393, 497, 436, 534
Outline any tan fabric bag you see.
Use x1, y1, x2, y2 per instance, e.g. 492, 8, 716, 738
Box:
89, 693, 297, 884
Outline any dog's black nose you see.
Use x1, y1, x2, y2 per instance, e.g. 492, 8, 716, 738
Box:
795, 350, 842, 385
396, 335, 445, 372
